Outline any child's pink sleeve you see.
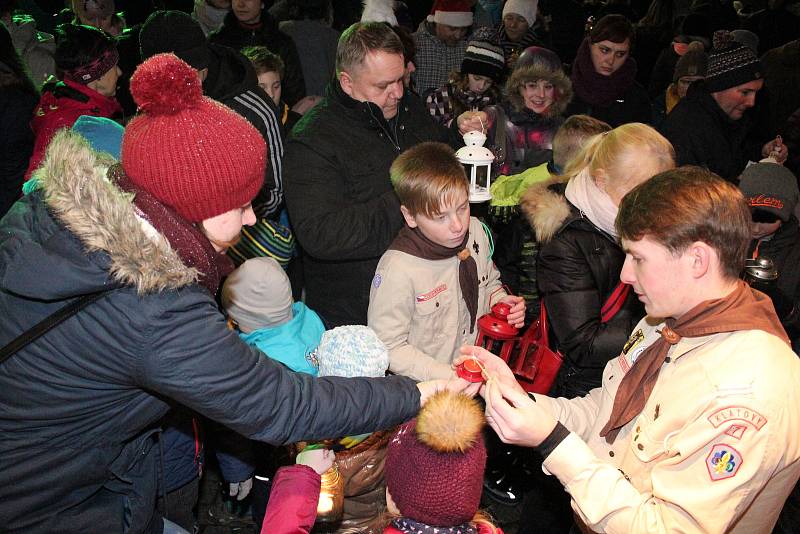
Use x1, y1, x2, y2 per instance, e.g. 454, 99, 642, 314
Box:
260, 464, 321, 534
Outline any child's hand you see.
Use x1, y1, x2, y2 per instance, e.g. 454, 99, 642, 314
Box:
456, 110, 489, 135
296, 448, 335, 475
500, 295, 526, 328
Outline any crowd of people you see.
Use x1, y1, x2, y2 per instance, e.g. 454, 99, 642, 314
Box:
2, 0, 800, 533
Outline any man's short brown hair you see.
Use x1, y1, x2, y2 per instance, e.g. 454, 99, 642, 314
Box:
616, 166, 751, 279
336, 22, 404, 77
390, 142, 468, 217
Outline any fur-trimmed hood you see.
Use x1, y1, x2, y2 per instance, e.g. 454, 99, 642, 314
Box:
519, 175, 573, 243
505, 63, 573, 119
29, 130, 197, 294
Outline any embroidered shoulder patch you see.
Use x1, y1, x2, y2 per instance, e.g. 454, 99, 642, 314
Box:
372, 274, 382, 288
707, 406, 767, 432
416, 284, 447, 302
706, 444, 743, 481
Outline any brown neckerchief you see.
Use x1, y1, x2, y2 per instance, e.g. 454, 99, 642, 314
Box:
111, 165, 233, 296
388, 225, 479, 332
600, 280, 789, 443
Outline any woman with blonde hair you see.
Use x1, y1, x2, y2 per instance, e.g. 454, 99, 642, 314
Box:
521, 122, 675, 398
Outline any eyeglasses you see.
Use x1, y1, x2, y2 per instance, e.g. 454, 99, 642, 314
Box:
751, 209, 780, 224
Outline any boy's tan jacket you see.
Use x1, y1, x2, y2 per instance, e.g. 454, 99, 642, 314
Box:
368, 217, 506, 381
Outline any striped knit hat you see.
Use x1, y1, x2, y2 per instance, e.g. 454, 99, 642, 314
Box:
461, 28, 504, 81
704, 30, 762, 93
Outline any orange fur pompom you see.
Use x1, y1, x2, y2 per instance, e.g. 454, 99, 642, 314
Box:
415, 391, 485, 453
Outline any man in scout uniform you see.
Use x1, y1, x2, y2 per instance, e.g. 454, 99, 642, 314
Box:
468, 166, 800, 533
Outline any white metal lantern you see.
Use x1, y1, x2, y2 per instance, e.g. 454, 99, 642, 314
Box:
455, 130, 495, 203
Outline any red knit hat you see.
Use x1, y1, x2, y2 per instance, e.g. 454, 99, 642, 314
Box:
385, 391, 486, 526
121, 53, 265, 223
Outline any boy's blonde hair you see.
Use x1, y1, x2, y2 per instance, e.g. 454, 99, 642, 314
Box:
390, 142, 468, 217
560, 122, 675, 194
552, 114, 611, 171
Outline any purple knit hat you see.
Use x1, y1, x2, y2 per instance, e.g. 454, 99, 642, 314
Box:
385, 391, 486, 526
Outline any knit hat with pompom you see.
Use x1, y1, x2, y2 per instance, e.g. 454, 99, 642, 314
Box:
385, 391, 486, 526
121, 53, 265, 223
705, 30, 762, 93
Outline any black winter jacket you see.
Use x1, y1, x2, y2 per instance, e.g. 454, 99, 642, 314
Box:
0, 132, 420, 533
660, 82, 760, 183
566, 80, 652, 128
748, 218, 800, 350
0, 85, 36, 218
283, 81, 450, 328
209, 9, 305, 106
521, 181, 644, 395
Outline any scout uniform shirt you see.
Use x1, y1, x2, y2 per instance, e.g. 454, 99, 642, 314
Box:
535, 315, 800, 533
368, 217, 507, 381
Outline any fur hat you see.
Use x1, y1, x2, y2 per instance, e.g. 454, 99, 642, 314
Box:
506, 47, 572, 117
427, 0, 473, 28
739, 162, 800, 223
705, 30, 762, 93
316, 325, 389, 378
139, 10, 211, 70
221, 257, 293, 333
673, 41, 707, 82
385, 391, 486, 526
502, 0, 538, 27
121, 53, 265, 223
460, 27, 504, 82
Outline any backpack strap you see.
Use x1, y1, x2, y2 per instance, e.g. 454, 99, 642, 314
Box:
0, 289, 116, 366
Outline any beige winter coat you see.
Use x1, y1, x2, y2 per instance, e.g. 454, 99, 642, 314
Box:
368, 217, 507, 381
536, 315, 800, 533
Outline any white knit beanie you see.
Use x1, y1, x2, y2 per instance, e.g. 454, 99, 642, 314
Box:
317, 326, 389, 378
502, 0, 538, 27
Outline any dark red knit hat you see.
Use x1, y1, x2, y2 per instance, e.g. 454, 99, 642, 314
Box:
121, 53, 265, 223
385, 391, 486, 526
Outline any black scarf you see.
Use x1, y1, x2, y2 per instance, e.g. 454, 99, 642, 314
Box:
388, 226, 479, 332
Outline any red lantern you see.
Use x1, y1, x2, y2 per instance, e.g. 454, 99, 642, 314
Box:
476, 302, 520, 364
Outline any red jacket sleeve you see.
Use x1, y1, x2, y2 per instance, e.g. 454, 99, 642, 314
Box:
261, 465, 320, 534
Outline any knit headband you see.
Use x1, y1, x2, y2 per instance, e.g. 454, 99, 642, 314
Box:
63, 46, 119, 84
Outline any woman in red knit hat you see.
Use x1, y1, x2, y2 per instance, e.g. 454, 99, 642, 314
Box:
0, 52, 458, 533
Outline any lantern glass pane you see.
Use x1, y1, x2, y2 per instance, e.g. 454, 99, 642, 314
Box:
475, 165, 490, 188
462, 163, 475, 184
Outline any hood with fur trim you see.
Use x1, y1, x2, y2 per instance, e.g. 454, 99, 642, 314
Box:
8, 130, 197, 297
519, 175, 573, 243
506, 63, 573, 118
